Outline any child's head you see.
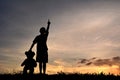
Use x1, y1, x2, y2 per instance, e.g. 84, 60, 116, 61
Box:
25, 51, 35, 59
39, 27, 46, 34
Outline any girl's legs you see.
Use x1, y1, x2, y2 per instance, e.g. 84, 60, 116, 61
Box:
39, 62, 47, 74
43, 62, 46, 74
39, 62, 42, 74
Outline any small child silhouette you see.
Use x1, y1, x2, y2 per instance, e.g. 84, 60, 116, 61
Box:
21, 51, 37, 74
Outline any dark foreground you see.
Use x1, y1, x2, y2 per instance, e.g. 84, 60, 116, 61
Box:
0, 73, 120, 80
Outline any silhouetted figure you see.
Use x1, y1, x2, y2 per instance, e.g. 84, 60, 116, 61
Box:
21, 51, 37, 75
29, 20, 51, 74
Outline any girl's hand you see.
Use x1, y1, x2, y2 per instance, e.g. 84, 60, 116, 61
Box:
47, 19, 51, 25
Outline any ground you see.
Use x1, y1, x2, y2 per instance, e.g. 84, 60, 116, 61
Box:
0, 72, 120, 80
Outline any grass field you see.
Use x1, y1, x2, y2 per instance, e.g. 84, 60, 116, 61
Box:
0, 72, 120, 80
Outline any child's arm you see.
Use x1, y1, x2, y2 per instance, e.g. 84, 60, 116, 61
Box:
46, 19, 51, 32
29, 42, 35, 51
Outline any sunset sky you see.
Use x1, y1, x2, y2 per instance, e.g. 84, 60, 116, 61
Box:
1, 0, 120, 75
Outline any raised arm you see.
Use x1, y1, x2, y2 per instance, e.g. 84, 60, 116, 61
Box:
46, 19, 51, 32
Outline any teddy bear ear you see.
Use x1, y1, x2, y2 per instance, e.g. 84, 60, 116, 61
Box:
25, 51, 30, 56
31, 51, 35, 56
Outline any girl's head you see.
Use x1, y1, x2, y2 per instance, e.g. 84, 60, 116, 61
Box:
39, 27, 45, 34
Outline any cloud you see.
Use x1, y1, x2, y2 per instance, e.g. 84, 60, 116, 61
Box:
112, 56, 120, 61
78, 56, 120, 67
93, 59, 112, 66
80, 59, 88, 63
86, 62, 92, 66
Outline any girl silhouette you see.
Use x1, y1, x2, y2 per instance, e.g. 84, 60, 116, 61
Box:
29, 20, 51, 74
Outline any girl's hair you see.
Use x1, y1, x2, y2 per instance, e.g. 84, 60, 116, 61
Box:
40, 27, 45, 33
